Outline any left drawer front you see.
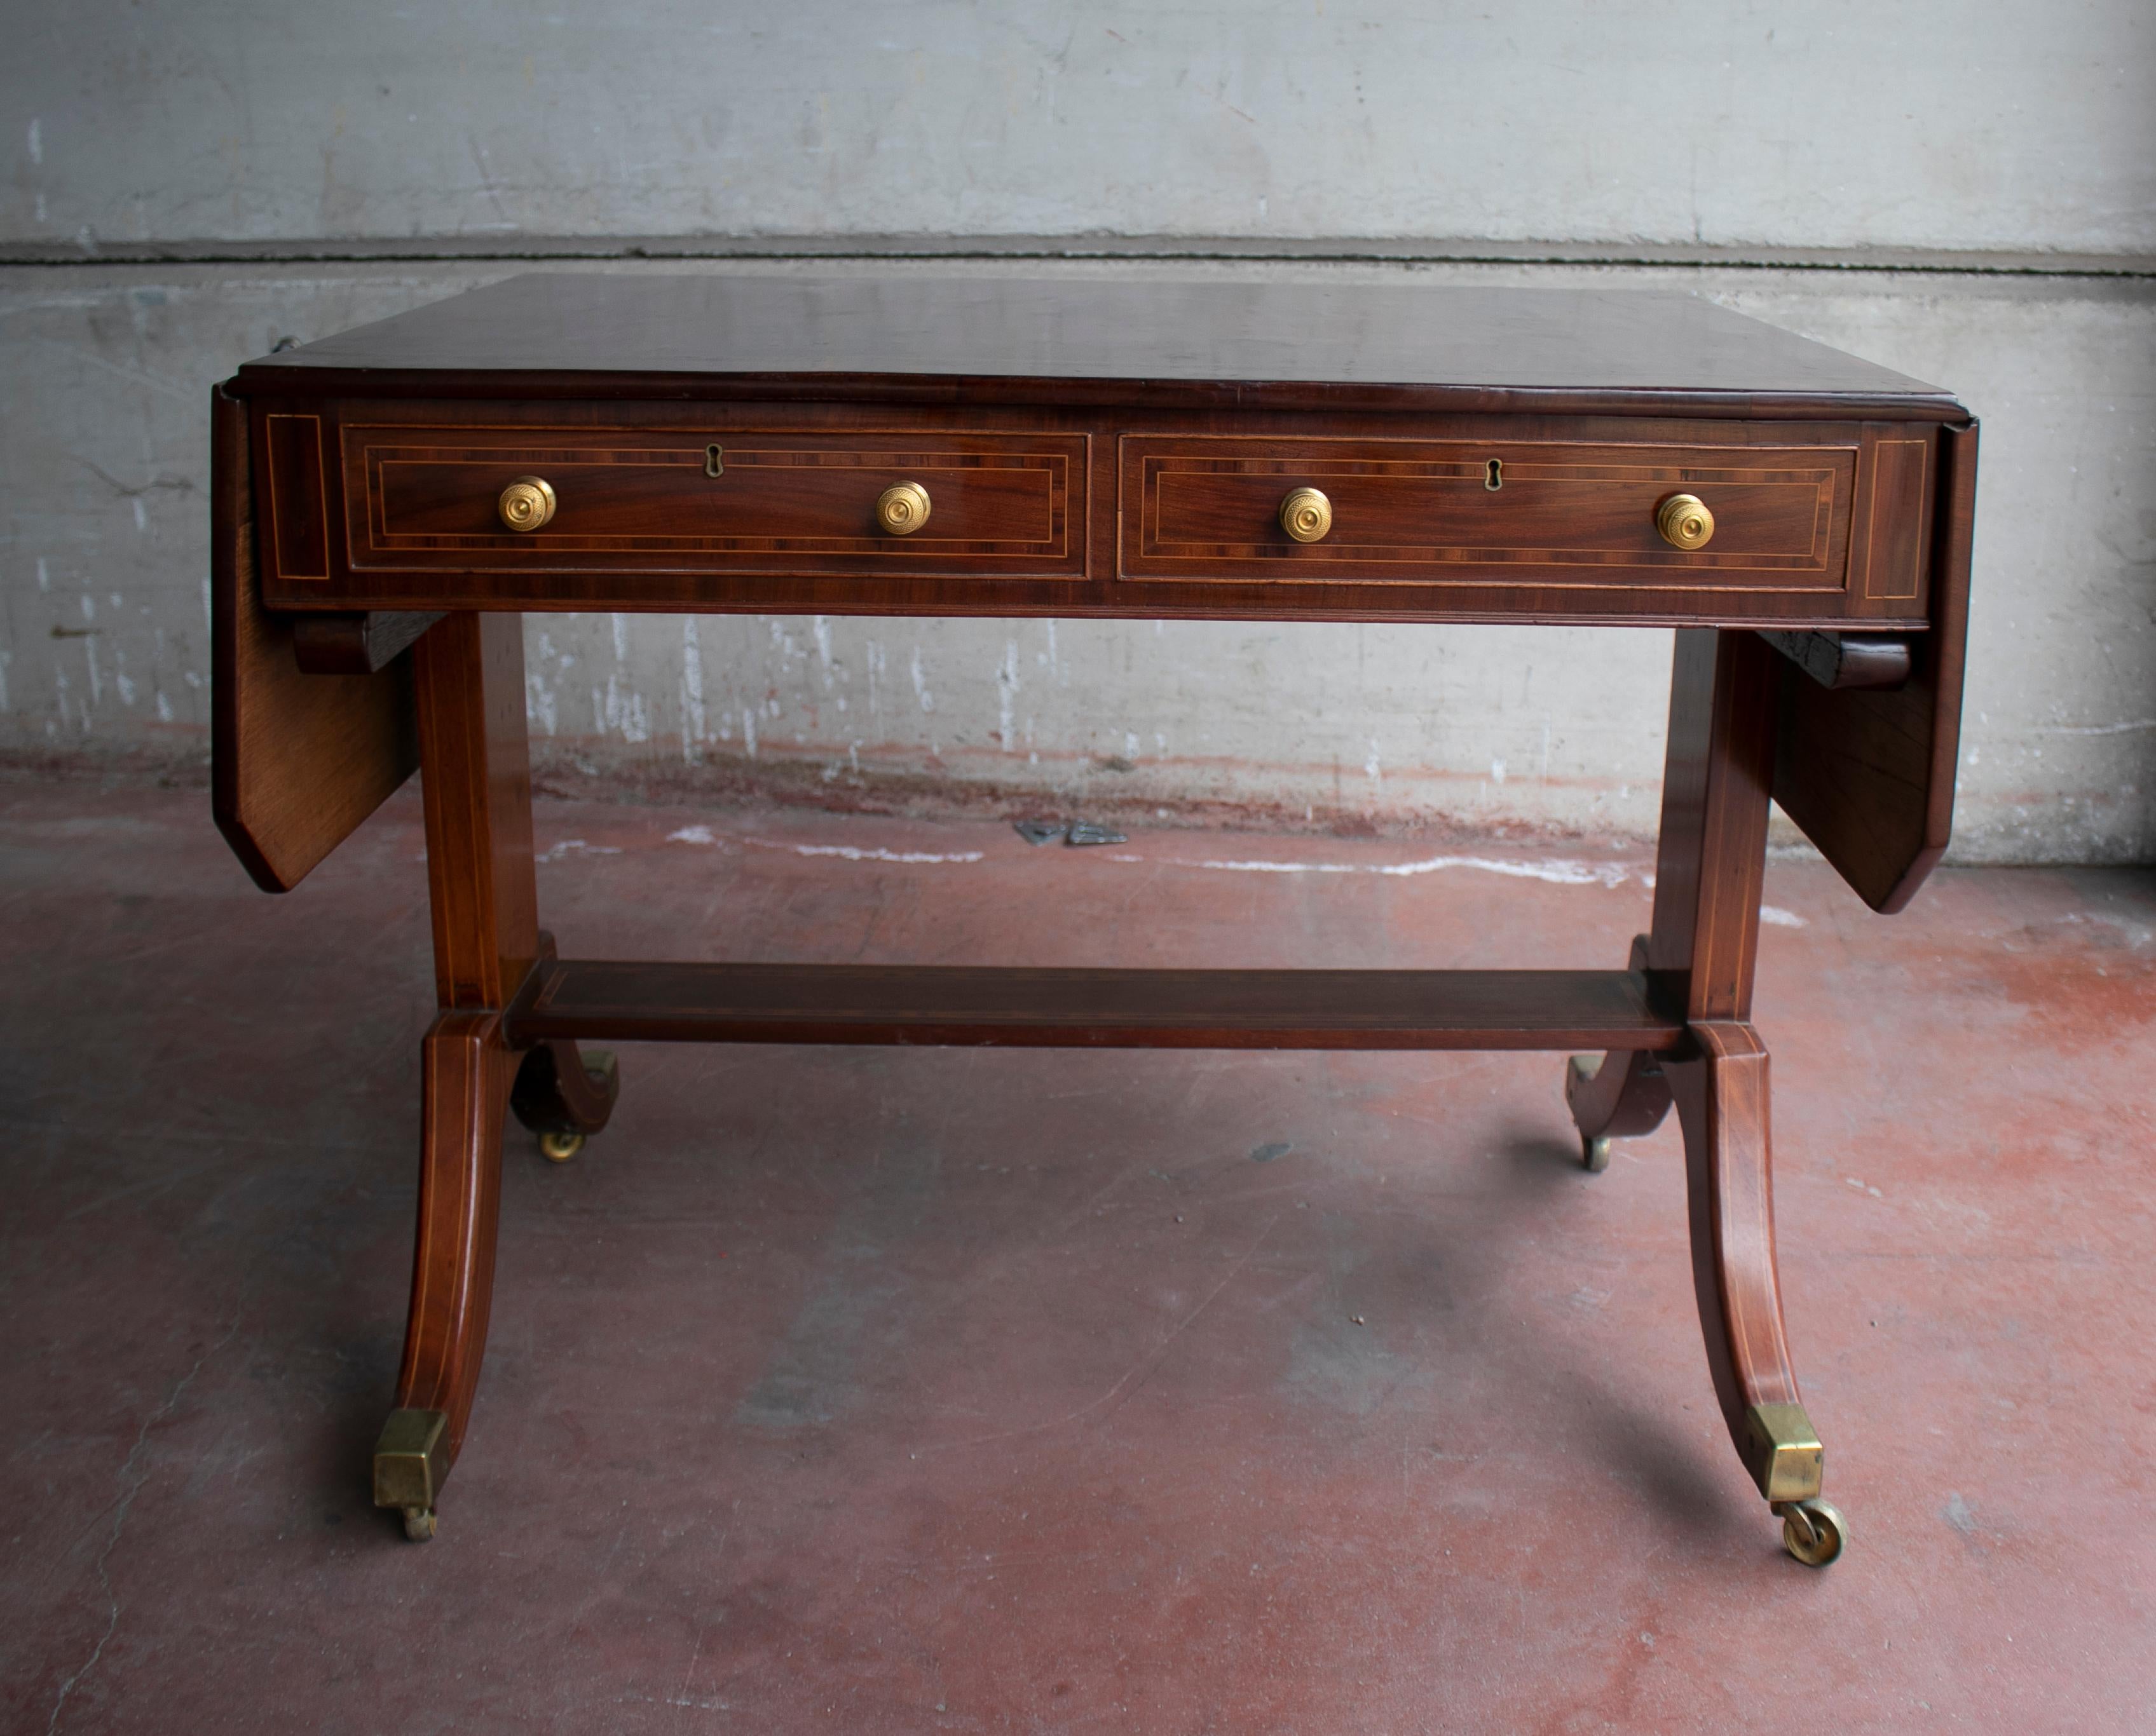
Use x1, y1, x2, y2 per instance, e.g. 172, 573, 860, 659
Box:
344, 426, 1087, 577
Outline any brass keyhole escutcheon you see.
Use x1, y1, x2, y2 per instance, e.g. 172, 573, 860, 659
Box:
1485, 458, 1503, 491
497, 475, 556, 533
1656, 492, 1714, 550
875, 481, 932, 535
1279, 486, 1333, 543
705, 444, 725, 477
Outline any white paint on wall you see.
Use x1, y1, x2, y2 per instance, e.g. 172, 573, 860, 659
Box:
997, 639, 1019, 753
679, 616, 707, 763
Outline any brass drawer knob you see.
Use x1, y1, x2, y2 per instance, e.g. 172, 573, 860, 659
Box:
1279, 486, 1332, 543
1656, 492, 1714, 550
498, 475, 556, 532
875, 481, 932, 536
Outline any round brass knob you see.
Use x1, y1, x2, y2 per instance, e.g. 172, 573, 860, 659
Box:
1279, 486, 1333, 544
875, 481, 932, 536
498, 475, 556, 533
1655, 492, 1714, 550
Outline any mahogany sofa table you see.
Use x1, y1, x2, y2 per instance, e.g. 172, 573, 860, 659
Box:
210, 273, 1976, 1566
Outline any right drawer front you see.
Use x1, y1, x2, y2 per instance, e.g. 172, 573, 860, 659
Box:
1120, 437, 1859, 592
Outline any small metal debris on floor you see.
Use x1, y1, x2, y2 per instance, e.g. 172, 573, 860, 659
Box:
1066, 821, 1128, 846
1013, 820, 1067, 846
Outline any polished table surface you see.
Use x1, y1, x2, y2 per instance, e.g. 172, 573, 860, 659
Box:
211, 273, 1977, 1566
238, 272, 1951, 412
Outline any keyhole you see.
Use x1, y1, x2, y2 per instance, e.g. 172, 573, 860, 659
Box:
705, 444, 725, 478
1485, 458, 1503, 491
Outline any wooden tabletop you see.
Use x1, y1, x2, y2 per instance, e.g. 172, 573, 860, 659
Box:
235, 273, 1959, 419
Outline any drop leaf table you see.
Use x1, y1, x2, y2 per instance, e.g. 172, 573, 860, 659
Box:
211, 273, 1975, 1564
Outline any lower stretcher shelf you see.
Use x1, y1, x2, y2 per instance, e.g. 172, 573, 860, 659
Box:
505, 961, 1687, 1052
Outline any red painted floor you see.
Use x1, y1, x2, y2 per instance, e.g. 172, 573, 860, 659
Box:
4, 777, 2152, 1733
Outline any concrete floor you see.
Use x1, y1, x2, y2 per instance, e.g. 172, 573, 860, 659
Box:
4, 778, 2152, 1734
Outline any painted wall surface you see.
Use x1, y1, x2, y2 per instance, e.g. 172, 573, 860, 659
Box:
4, 3, 2151, 253
2, 4, 2151, 862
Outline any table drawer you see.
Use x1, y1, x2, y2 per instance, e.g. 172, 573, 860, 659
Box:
341, 426, 1088, 577
1119, 436, 1857, 591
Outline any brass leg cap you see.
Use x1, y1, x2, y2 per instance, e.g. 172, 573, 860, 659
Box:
402, 1506, 437, 1542
1581, 1134, 1611, 1172
1775, 1498, 1846, 1566
1565, 1053, 1601, 1099
1743, 1401, 1825, 1503
374, 1407, 449, 1512
539, 1130, 586, 1163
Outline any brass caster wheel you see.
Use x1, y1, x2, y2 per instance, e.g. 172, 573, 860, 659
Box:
539, 1130, 586, 1163
402, 1506, 437, 1542
1581, 1133, 1611, 1173
1773, 1498, 1846, 1567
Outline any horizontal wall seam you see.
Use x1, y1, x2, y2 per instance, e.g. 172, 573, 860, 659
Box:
3, 237, 2152, 280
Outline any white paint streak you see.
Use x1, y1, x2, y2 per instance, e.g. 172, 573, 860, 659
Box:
749, 838, 985, 865
910, 644, 934, 712
525, 668, 557, 736
666, 823, 980, 865
611, 612, 629, 661
601, 673, 650, 743
2035, 718, 2156, 736
1136, 853, 1637, 888
1759, 905, 1808, 928
679, 616, 706, 763
537, 838, 623, 862
997, 638, 1019, 750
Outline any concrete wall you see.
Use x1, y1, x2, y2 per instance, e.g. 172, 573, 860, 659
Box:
4, 3, 2152, 862
10, 2, 2152, 252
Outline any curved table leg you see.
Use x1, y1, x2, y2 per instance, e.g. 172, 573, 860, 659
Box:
1565, 936, 1674, 1172
1667, 1020, 1845, 1565
372, 1010, 520, 1540
509, 1041, 620, 1163
507, 930, 621, 1162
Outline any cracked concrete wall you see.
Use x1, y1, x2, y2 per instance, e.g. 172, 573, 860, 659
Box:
4, 3, 2152, 252
2, 6, 2152, 861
